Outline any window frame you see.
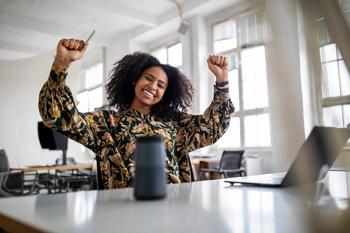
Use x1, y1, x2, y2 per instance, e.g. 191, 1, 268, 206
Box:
209, 7, 272, 150
150, 40, 183, 69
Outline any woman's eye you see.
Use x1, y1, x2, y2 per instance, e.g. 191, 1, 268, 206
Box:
145, 76, 152, 81
158, 84, 165, 89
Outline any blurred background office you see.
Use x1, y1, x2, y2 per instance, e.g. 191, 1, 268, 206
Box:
0, 0, 349, 176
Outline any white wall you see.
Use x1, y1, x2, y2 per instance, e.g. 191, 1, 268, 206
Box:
0, 52, 90, 167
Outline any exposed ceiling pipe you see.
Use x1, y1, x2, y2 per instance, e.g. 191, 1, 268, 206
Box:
169, 0, 190, 34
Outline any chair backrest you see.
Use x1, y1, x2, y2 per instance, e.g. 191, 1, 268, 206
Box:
0, 149, 9, 173
219, 150, 244, 170
187, 155, 196, 181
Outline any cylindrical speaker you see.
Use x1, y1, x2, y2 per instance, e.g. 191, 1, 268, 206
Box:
134, 135, 166, 200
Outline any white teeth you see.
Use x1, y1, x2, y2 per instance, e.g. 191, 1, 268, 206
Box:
143, 90, 154, 98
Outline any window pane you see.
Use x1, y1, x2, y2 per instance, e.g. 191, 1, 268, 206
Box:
86, 63, 103, 89
322, 61, 340, 97
88, 87, 103, 111
213, 19, 237, 53
217, 117, 240, 148
240, 10, 265, 46
168, 43, 182, 67
228, 53, 238, 70
242, 46, 268, 109
228, 69, 239, 111
323, 106, 343, 128
77, 91, 89, 113
79, 72, 86, 91
316, 19, 331, 46
339, 61, 350, 96
320, 44, 337, 62
214, 39, 237, 54
152, 48, 167, 64
245, 114, 270, 147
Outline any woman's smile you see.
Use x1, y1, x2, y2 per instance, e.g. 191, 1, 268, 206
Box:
142, 89, 156, 99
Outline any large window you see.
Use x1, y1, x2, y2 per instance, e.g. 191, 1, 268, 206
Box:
317, 18, 350, 128
77, 63, 104, 113
151, 42, 183, 69
215, 9, 271, 148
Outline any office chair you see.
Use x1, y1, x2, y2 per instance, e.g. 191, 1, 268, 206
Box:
0, 149, 39, 197
0, 149, 11, 197
53, 157, 94, 193
188, 156, 196, 181
199, 150, 246, 179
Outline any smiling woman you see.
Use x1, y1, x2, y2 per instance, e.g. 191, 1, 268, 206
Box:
105, 52, 194, 120
132, 67, 168, 113
38, 38, 235, 189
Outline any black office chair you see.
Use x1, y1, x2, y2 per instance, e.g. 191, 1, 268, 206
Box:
187, 155, 196, 181
54, 157, 95, 193
199, 150, 246, 179
0, 149, 39, 197
0, 149, 9, 173
0, 149, 10, 196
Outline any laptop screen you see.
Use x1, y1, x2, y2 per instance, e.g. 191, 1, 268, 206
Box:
281, 127, 350, 186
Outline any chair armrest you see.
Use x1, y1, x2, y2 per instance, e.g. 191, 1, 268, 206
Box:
220, 168, 245, 173
199, 168, 220, 173
220, 168, 246, 177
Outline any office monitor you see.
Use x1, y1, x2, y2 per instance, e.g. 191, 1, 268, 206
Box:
38, 122, 67, 150
38, 122, 68, 164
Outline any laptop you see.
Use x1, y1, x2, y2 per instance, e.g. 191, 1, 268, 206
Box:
225, 126, 350, 187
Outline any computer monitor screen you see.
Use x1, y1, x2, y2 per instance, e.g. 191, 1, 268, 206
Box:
38, 122, 68, 150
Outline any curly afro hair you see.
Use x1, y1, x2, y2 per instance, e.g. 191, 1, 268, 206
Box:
106, 52, 194, 120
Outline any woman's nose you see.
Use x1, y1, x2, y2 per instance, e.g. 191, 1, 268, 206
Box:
149, 81, 157, 90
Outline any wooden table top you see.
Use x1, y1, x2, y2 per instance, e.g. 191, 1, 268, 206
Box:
10, 163, 94, 172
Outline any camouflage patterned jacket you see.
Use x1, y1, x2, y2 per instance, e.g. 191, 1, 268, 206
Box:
38, 65, 235, 189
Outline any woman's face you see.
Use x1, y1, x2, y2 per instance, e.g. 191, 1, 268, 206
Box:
132, 66, 168, 110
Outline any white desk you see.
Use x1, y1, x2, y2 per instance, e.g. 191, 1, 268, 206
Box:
0, 171, 349, 233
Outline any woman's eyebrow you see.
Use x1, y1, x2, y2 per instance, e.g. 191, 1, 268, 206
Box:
145, 72, 155, 79
145, 72, 168, 85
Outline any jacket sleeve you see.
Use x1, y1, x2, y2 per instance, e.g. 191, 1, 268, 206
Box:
175, 87, 235, 153
38, 65, 100, 152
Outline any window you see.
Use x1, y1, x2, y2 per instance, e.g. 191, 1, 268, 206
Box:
77, 63, 104, 113
213, 19, 237, 52
316, 18, 350, 128
151, 42, 183, 69
215, 9, 271, 148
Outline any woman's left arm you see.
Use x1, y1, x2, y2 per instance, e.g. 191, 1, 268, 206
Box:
175, 55, 235, 152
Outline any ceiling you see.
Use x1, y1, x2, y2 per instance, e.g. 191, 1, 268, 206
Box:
0, 0, 239, 60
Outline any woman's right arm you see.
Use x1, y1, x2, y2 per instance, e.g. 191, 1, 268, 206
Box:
38, 66, 98, 152
38, 39, 97, 151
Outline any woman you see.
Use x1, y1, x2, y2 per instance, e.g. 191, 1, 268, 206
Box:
38, 39, 234, 189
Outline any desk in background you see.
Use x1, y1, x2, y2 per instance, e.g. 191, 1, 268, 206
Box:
191, 157, 220, 180
8, 163, 95, 194
0, 171, 349, 233
10, 163, 94, 173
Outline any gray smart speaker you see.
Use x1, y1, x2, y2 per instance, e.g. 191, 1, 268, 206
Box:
134, 135, 167, 200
